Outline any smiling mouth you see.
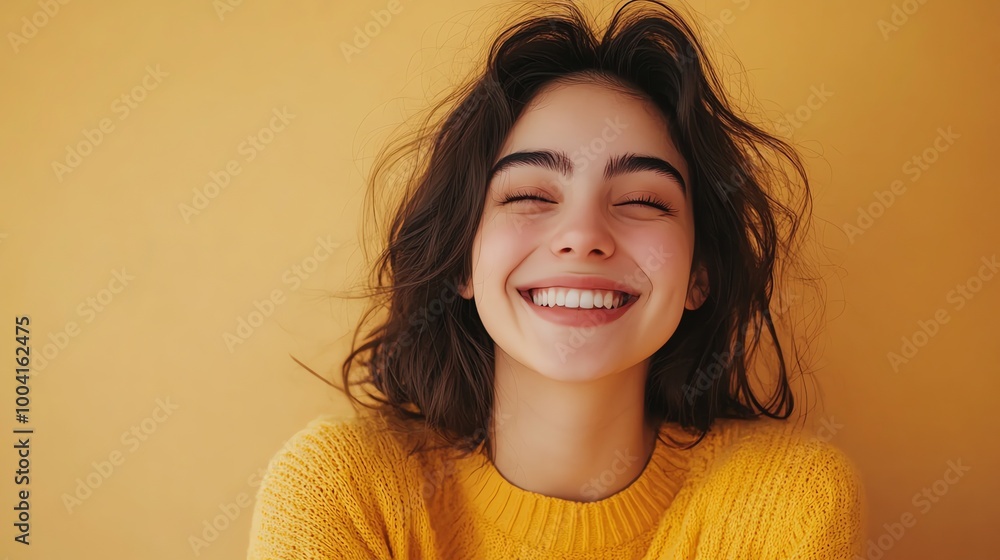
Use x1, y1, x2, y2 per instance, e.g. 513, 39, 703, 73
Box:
517, 288, 638, 310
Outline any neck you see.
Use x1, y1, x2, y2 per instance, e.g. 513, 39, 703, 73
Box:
488, 351, 657, 502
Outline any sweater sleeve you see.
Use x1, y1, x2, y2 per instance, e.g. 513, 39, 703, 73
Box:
246, 419, 391, 560
778, 437, 868, 560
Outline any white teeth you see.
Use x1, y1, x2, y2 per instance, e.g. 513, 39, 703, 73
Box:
528, 288, 631, 309
564, 290, 580, 308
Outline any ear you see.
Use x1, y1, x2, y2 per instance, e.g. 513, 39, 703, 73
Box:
685, 262, 709, 310
458, 277, 474, 300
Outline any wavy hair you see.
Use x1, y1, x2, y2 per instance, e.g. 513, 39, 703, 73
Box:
300, 0, 826, 462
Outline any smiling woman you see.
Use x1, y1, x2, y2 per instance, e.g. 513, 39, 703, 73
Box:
247, 1, 865, 558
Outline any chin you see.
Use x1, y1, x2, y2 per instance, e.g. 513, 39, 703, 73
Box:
531, 359, 622, 383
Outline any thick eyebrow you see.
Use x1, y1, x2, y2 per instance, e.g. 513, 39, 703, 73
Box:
488, 149, 687, 198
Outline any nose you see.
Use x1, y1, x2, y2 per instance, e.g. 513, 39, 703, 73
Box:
548, 195, 615, 259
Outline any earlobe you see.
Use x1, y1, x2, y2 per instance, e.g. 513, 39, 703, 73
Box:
685, 263, 709, 310
458, 279, 473, 300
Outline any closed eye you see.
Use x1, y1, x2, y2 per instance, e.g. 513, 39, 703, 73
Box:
499, 193, 550, 204
499, 191, 675, 215
621, 194, 675, 214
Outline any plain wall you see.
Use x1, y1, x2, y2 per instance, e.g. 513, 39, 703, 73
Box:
0, 0, 996, 558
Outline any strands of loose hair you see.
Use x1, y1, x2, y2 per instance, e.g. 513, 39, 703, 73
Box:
298, 0, 828, 464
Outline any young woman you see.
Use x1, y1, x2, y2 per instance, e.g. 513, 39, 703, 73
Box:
248, 1, 866, 558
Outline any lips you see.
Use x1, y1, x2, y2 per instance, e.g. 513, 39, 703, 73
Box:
518, 287, 633, 309
515, 275, 641, 297
516, 286, 639, 326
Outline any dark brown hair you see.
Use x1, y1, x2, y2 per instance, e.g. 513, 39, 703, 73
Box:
300, 0, 826, 462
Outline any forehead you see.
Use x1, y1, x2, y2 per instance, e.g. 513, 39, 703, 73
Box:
496, 81, 688, 180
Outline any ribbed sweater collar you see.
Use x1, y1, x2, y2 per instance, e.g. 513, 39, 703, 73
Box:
455, 423, 695, 552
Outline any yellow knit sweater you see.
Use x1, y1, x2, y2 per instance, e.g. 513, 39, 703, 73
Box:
247, 413, 866, 559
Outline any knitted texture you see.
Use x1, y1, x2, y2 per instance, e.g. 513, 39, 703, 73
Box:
247, 414, 866, 559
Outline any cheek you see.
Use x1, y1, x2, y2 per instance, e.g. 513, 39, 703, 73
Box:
629, 230, 693, 291
472, 215, 529, 286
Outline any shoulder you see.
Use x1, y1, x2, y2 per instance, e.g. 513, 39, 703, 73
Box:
697, 416, 866, 499
250, 414, 384, 521
248, 413, 415, 559
259, 413, 412, 484
690, 416, 867, 554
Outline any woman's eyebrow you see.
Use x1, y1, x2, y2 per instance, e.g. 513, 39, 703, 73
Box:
489, 150, 574, 179
488, 149, 687, 198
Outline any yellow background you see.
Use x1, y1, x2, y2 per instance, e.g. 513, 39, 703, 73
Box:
1, 0, 997, 558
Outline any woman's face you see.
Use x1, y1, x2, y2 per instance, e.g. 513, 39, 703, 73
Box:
460, 80, 707, 382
